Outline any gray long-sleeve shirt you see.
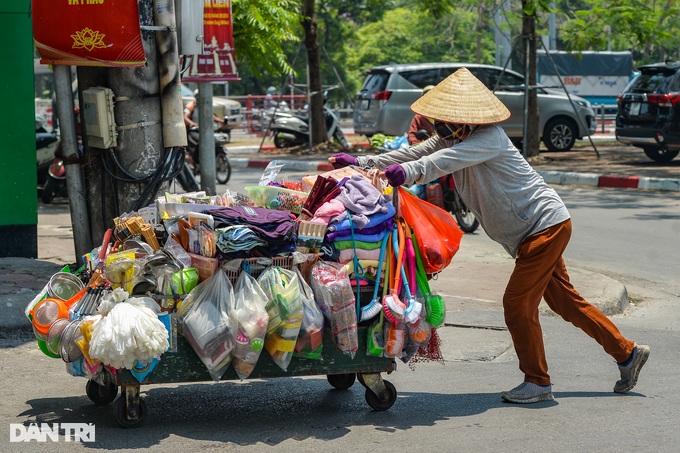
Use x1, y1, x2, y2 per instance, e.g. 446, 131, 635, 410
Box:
356, 124, 570, 257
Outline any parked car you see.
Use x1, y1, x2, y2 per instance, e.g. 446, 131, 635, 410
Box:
615, 61, 680, 162
181, 84, 243, 129
353, 62, 597, 152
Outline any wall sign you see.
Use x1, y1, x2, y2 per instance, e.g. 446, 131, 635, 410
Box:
32, 0, 146, 67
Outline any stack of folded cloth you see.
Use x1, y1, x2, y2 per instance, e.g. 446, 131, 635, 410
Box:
211, 206, 296, 259
214, 225, 266, 255
311, 175, 395, 285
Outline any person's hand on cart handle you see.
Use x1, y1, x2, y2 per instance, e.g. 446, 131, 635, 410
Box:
328, 153, 358, 169
384, 164, 406, 187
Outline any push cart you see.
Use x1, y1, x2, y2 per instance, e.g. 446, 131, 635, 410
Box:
85, 323, 397, 428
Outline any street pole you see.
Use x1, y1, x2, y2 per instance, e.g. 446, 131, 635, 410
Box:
53, 65, 91, 265
198, 82, 216, 195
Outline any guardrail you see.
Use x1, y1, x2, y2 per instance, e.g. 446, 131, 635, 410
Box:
593, 104, 617, 133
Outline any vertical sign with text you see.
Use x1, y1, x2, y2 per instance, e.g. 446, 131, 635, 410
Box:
182, 0, 239, 82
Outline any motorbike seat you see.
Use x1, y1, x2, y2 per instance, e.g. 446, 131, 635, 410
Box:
36, 133, 58, 148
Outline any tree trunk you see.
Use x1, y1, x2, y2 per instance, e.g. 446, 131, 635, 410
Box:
476, 3, 484, 63
302, 0, 326, 145
522, 2, 540, 158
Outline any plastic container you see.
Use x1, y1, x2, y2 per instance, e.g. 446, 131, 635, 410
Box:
47, 272, 84, 301
245, 186, 308, 214
189, 253, 220, 282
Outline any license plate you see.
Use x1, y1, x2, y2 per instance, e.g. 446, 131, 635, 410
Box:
360, 99, 369, 110
629, 102, 641, 116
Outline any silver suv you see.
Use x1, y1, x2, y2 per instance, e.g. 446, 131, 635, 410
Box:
353, 63, 597, 152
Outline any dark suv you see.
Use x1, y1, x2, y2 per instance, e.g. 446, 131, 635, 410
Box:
616, 61, 680, 162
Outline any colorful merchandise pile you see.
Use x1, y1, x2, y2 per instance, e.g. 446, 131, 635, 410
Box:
25, 165, 461, 387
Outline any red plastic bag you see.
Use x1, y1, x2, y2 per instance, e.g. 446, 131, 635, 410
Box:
398, 186, 463, 273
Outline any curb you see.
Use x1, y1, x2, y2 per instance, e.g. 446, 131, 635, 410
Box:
538, 170, 680, 191
231, 157, 334, 172
228, 147, 680, 191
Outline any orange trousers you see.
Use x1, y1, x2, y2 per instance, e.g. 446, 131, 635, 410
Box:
503, 219, 635, 386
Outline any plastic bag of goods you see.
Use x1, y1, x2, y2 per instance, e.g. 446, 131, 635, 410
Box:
293, 268, 324, 360
181, 269, 237, 381
309, 261, 358, 359
257, 266, 303, 371
232, 271, 269, 379
88, 292, 169, 369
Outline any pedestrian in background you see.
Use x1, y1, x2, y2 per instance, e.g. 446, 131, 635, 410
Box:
407, 85, 436, 145
329, 67, 650, 404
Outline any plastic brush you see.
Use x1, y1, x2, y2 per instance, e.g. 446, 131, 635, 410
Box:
360, 232, 390, 322
412, 238, 446, 327
383, 224, 406, 323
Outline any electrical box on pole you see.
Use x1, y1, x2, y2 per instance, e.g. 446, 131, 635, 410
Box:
174, 0, 204, 55
82, 87, 117, 149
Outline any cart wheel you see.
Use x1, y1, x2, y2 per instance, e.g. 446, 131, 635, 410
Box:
327, 373, 356, 390
365, 380, 397, 411
86, 380, 118, 406
357, 373, 366, 387
113, 396, 147, 428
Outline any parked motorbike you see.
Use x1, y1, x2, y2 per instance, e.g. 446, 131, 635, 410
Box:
41, 141, 67, 204
439, 174, 480, 233
411, 129, 479, 233
186, 117, 232, 184
36, 116, 59, 187
265, 95, 349, 149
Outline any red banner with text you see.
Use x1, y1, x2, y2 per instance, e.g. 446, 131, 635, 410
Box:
32, 0, 146, 67
182, 0, 239, 82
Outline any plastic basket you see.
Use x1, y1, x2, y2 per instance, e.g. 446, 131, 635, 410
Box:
223, 256, 293, 284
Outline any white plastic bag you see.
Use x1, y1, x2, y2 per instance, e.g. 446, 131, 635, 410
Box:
89, 294, 169, 370
232, 271, 269, 379
182, 268, 236, 381
310, 261, 358, 359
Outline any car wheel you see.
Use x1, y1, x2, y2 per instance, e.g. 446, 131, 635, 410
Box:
544, 118, 577, 152
643, 146, 679, 163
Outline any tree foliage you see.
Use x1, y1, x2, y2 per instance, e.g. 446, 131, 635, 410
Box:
231, 0, 301, 78
559, 0, 680, 63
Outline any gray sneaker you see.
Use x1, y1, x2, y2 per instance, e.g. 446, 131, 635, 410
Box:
614, 344, 650, 393
501, 382, 554, 404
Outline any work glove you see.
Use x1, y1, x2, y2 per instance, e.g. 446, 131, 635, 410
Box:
384, 164, 406, 187
329, 153, 358, 169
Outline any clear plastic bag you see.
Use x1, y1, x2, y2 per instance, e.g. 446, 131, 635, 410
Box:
309, 261, 358, 359
232, 271, 269, 379
293, 268, 324, 360
257, 267, 303, 371
88, 296, 169, 370
181, 268, 236, 381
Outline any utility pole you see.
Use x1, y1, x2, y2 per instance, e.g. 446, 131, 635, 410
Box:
77, 0, 163, 242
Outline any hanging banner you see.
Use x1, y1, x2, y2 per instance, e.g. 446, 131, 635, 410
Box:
32, 0, 146, 68
182, 0, 239, 82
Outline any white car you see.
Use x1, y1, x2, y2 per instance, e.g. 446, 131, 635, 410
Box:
181, 84, 243, 129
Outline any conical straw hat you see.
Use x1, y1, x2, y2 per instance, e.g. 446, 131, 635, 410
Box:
411, 67, 511, 124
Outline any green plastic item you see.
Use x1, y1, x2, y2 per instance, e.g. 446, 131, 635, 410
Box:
412, 240, 446, 328
171, 267, 199, 295
37, 338, 60, 359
